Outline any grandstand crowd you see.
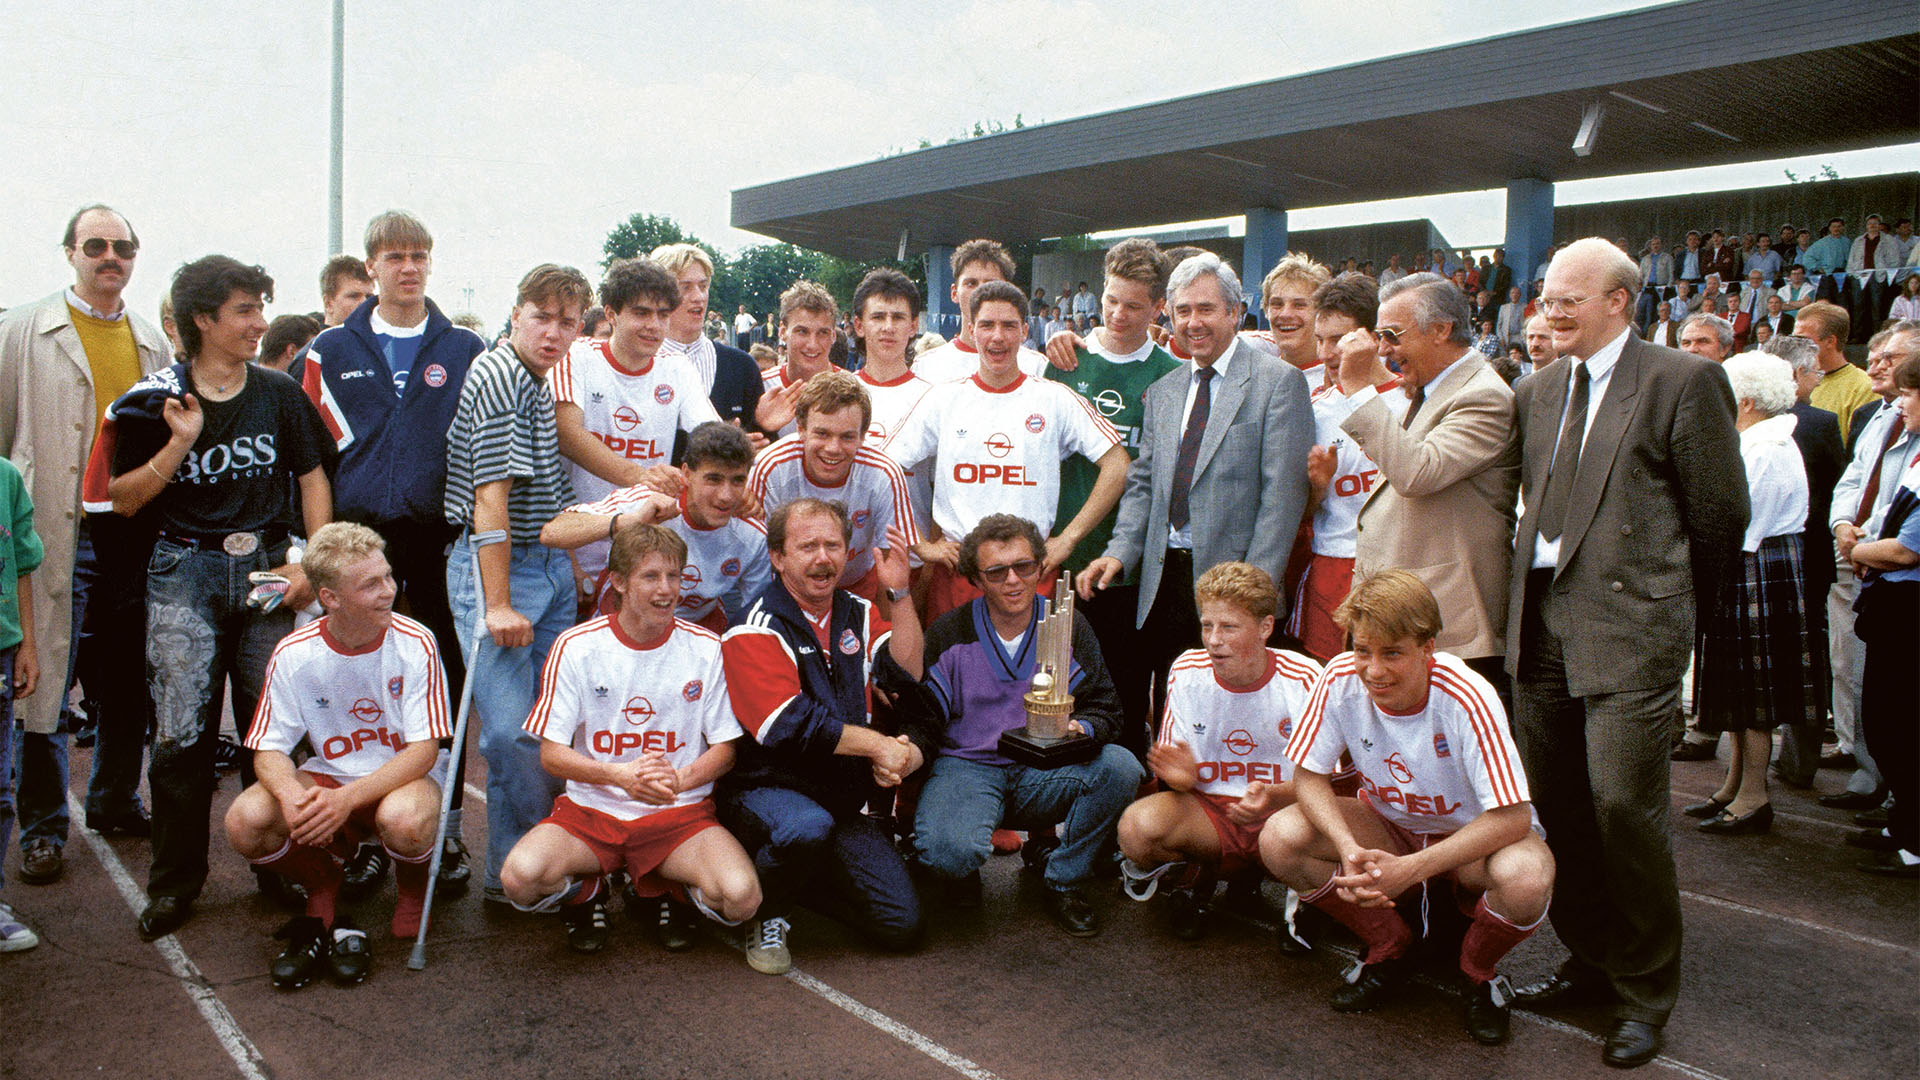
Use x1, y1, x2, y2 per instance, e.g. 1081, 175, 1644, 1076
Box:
1, 203, 1915, 1069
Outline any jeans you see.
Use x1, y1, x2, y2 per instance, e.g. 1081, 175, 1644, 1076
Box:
915, 746, 1143, 891
77, 516, 154, 821
446, 536, 571, 891
2, 648, 17, 890
715, 784, 922, 950
145, 538, 294, 900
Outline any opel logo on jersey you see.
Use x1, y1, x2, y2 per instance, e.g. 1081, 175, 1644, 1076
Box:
611, 405, 641, 431
867, 423, 887, 441
1091, 389, 1124, 417
682, 564, 703, 589
621, 697, 656, 725
839, 628, 860, 655
683, 680, 703, 702
422, 363, 448, 388
1385, 752, 1414, 783
387, 676, 404, 699
349, 698, 384, 724
1222, 729, 1258, 756
983, 433, 1014, 458
654, 384, 674, 405
1025, 413, 1046, 433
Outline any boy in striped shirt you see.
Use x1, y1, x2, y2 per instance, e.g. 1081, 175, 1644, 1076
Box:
1260, 570, 1554, 1046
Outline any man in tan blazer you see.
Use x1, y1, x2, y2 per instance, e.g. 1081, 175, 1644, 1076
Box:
0, 205, 171, 885
1339, 273, 1520, 692
1505, 239, 1747, 1069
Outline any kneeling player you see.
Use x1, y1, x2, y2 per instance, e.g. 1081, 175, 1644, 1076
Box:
500, 524, 761, 957
1259, 571, 1554, 1045
225, 523, 448, 990
1117, 563, 1319, 940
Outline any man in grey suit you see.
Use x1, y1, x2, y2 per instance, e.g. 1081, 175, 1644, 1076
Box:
1506, 239, 1749, 1070
1081, 252, 1311, 720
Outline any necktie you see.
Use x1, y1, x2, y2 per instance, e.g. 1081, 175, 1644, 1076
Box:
1402, 383, 1426, 429
1537, 361, 1590, 542
1853, 410, 1905, 525
1168, 366, 1216, 532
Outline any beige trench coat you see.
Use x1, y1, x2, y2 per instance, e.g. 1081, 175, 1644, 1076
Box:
0, 291, 170, 733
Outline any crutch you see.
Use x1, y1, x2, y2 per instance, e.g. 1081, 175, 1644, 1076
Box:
409, 528, 508, 970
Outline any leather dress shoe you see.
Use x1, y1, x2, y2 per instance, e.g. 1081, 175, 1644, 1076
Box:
1819, 790, 1884, 811
138, 896, 193, 941
1846, 828, 1899, 851
87, 809, 152, 837
1330, 956, 1408, 1012
1602, 1019, 1663, 1068
1697, 802, 1772, 835
1515, 967, 1614, 1009
1681, 794, 1731, 818
1464, 976, 1513, 1045
1856, 850, 1920, 878
1043, 886, 1099, 937
1668, 740, 1717, 762
1854, 807, 1890, 828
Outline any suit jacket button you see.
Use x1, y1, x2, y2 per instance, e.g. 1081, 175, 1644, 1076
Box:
1621, 524, 1632, 535
1611, 581, 1624, 592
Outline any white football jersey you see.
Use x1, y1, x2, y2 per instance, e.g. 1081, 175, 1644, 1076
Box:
910, 339, 1048, 385
747, 434, 919, 585
858, 368, 935, 545
1309, 379, 1407, 557
246, 615, 450, 782
1159, 647, 1322, 798
526, 617, 744, 821
1286, 651, 1529, 835
884, 373, 1120, 539
562, 486, 771, 625
551, 340, 720, 576
759, 364, 820, 439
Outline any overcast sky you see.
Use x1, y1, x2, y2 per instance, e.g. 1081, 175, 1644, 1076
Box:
2, 0, 1913, 325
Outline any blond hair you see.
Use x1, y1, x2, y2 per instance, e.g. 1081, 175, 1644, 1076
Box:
1260, 253, 1331, 307
304, 522, 387, 598
796, 369, 872, 432
1334, 570, 1442, 645
1194, 562, 1279, 621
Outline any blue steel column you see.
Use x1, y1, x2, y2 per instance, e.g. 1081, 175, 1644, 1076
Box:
1505, 179, 1556, 297
1242, 208, 1289, 327
927, 244, 957, 338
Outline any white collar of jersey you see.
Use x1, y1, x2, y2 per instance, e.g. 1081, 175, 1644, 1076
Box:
369, 308, 427, 338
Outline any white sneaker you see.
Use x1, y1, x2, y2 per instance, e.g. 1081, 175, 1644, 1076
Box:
745, 916, 792, 975
1119, 859, 1185, 902
1, 901, 41, 952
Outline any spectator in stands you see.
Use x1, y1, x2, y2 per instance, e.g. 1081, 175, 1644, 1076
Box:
1671, 279, 1699, 320
748, 342, 777, 372
1677, 230, 1705, 287
1759, 290, 1795, 341
1778, 265, 1816, 314
1698, 295, 1722, 318
1636, 236, 1674, 328
1794, 302, 1875, 445
1484, 248, 1513, 300
1746, 232, 1783, 286
1072, 281, 1098, 330
1753, 323, 1774, 347
1802, 218, 1850, 279
1473, 319, 1502, 359
1678, 313, 1732, 364
1524, 314, 1556, 371
1847, 215, 1901, 341
1702, 230, 1739, 286
1497, 286, 1527, 348
1700, 273, 1729, 315
1495, 344, 1526, 385
1776, 224, 1800, 267
1379, 253, 1406, 287
1889, 218, 1916, 268
1891, 274, 1920, 322
1686, 353, 1810, 837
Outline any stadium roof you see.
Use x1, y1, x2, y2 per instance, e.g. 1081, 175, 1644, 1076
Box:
731, 0, 1919, 261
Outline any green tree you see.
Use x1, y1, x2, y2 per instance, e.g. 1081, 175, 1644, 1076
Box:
602, 212, 721, 268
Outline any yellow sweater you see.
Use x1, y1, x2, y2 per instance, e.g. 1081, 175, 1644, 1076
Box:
67, 303, 143, 423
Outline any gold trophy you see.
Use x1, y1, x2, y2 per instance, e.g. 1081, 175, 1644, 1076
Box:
999, 571, 1098, 768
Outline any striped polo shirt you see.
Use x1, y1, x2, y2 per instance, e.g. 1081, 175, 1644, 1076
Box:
443, 343, 574, 542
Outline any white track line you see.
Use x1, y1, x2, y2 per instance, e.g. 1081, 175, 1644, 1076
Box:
65, 792, 271, 1080
782, 969, 1007, 1080
1677, 889, 1912, 953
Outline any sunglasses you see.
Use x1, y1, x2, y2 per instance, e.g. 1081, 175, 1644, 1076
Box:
978, 559, 1041, 583
1375, 326, 1405, 345
77, 238, 139, 259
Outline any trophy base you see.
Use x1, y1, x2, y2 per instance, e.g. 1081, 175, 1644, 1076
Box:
999, 728, 1098, 769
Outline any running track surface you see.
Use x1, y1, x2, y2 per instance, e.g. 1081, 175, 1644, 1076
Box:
5, 735, 1916, 1080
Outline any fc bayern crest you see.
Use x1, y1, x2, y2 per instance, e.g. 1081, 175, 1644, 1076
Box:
388, 676, 405, 698
683, 680, 703, 702
654, 383, 674, 405
851, 509, 871, 529
1025, 413, 1046, 433
839, 628, 860, 655
720, 557, 742, 577
422, 364, 447, 388
1433, 732, 1451, 758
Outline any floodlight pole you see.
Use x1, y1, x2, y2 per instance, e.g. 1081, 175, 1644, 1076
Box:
328, 0, 345, 255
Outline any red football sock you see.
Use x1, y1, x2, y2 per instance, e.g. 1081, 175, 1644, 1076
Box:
389, 846, 433, 939
1459, 894, 1544, 984
254, 841, 344, 926
1301, 874, 1412, 964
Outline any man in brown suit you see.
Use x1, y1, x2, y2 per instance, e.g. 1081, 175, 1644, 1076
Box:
1506, 238, 1748, 1069
1338, 273, 1519, 696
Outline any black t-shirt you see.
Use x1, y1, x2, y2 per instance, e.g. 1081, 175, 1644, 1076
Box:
115, 366, 328, 536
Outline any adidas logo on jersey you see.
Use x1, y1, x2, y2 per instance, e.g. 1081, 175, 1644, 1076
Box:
590, 391, 605, 403
314, 697, 330, 708
593, 684, 609, 698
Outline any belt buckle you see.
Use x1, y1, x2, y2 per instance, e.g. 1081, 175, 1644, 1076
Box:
223, 532, 259, 557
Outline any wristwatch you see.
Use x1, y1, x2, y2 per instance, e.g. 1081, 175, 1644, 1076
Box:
885, 587, 910, 604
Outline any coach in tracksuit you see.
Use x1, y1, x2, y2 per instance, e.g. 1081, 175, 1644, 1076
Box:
301, 211, 485, 883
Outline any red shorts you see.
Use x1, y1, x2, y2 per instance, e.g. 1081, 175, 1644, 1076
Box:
1289, 554, 1354, 662
543, 797, 722, 893
1193, 791, 1272, 877
1355, 795, 1483, 913
306, 772, 382, 855
924, 561, 1055, 622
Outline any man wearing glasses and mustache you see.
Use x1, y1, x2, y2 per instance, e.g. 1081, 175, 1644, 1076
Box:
0, 205, 173, 887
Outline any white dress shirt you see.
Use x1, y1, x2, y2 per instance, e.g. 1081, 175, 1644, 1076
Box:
1738, 413, 1809, 552
1167, 339, 1239, 549
1531, 327, 1633, 569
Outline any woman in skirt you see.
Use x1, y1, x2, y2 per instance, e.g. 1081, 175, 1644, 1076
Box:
1687, 352, 1811, 835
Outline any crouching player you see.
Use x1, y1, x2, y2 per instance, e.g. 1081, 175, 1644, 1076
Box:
225, 522, 447, 989
1259, 571, 1554, 1045
501, 524, 760, 957
1116, 563, 1320, 941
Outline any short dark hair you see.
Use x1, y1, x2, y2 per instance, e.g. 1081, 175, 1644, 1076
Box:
951, 239, 1015, 282
63, 204, 136, 250
582, 306, 608, 337
767, 497, 851, 553
599, 257, 679, 314
320, 254, 372, 301
170, 255, 274, 360
966, 279, 1028, 321
1312, 272, 1380, 330
957, 514, 1044, 583
682, 420, 755, 472
1103, 238, 1171, 302
258, 313, 321, 364
853, 267, 922, 320
607, 523, 688, 580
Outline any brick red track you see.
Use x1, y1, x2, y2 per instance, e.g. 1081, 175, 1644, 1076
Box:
5, 734, 1915, 1080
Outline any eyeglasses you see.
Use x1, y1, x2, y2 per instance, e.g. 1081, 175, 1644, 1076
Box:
77, 238, 138, 259
1536, 295, 1603, 316
978, 559, 1041, 583
1375, 326, 1405, 345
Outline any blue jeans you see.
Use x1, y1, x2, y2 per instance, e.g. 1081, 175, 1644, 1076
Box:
446, 536, 571, 891
915, 746, 1143, 891
1, 647, 17, 890
145, 538, 294, 900
715, 784, 922, 951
